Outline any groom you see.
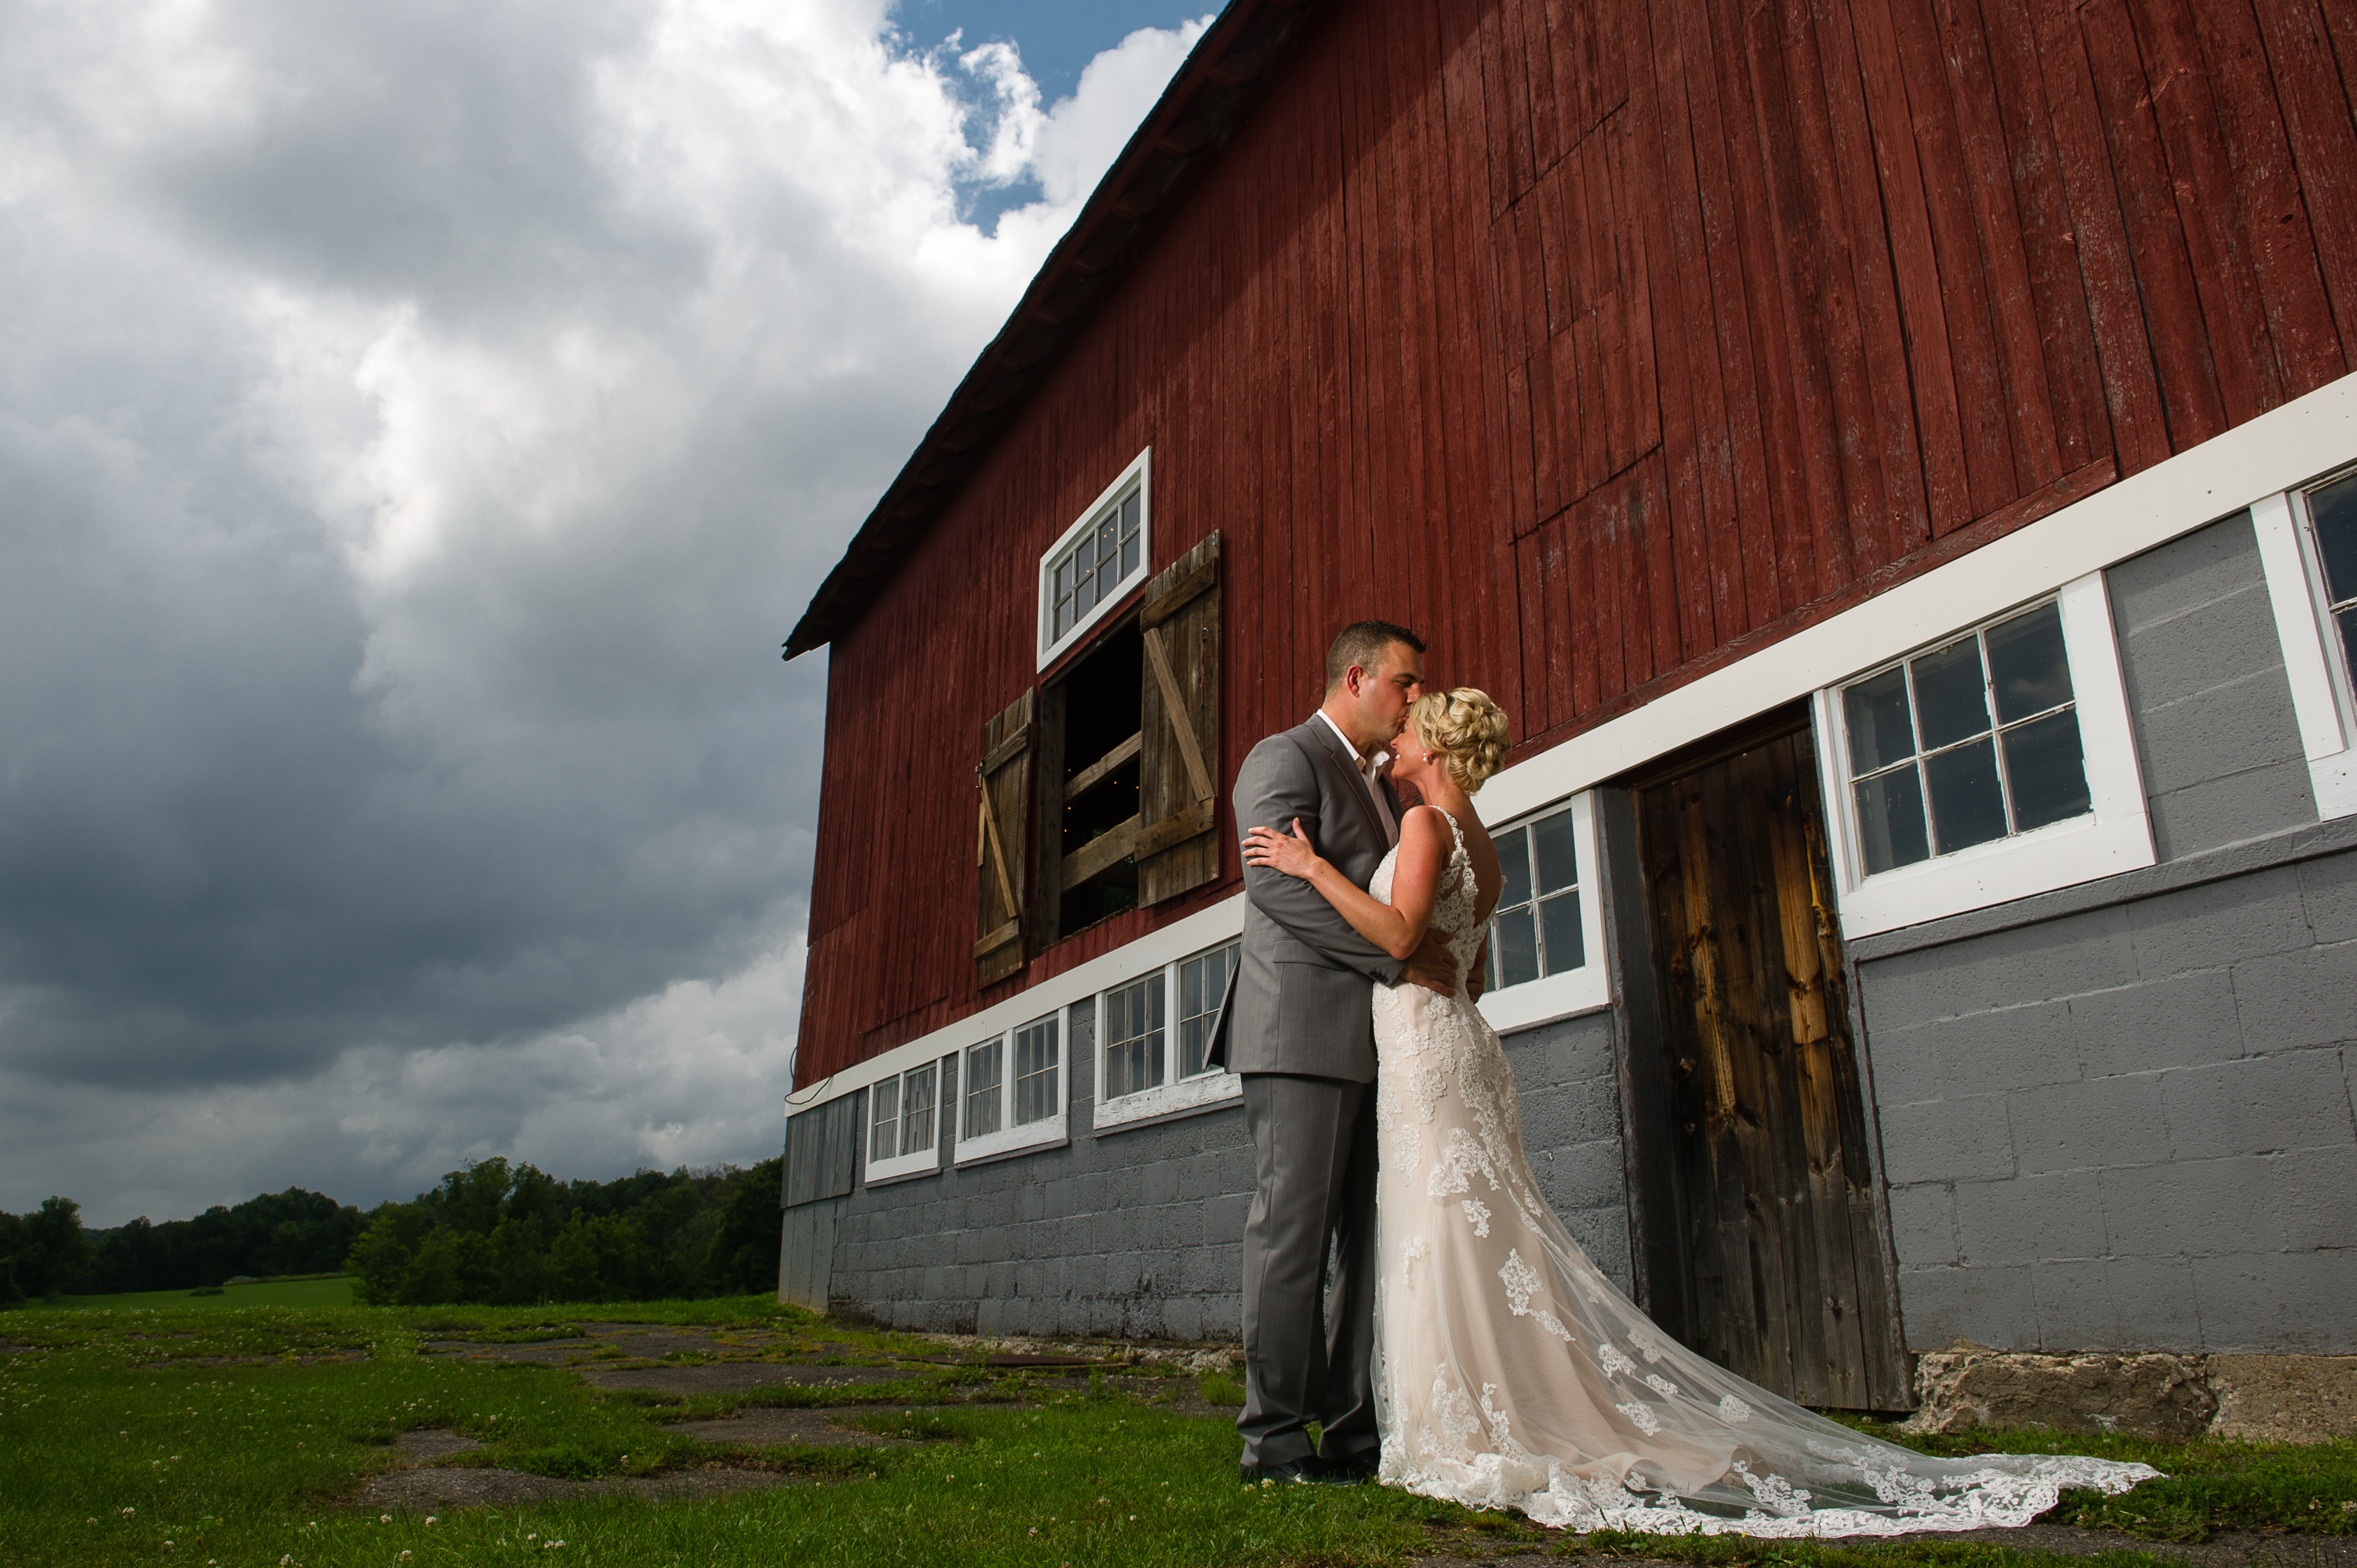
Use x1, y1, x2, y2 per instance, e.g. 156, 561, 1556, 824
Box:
1207, 619, 1458, 1484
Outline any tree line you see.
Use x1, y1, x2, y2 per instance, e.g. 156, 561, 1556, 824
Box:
0, 1157, 784, 1307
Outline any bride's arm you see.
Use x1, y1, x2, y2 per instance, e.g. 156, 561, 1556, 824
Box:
1242, 806, 1449, 961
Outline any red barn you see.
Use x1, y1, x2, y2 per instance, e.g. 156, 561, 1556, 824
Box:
780, 0, 2357, 1405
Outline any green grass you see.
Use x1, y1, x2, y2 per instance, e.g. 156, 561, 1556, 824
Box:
1, 1299, 2349, 1568
56, 1275, 360, 1311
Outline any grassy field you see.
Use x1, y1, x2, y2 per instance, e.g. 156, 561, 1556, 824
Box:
1, 1296, 2350, 1568
56, 1275, 358, 1311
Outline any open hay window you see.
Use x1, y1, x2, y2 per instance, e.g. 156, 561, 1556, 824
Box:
1026, 530, 1223, 949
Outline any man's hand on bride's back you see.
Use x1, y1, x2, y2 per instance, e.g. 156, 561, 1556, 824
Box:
1401, 926, 1458, 996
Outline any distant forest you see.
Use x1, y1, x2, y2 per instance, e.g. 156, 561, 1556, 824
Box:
0, 1157, 784, 1307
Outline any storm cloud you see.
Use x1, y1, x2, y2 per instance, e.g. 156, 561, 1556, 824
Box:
0, 0, 1210, 1224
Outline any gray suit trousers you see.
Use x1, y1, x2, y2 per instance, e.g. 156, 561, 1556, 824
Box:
1238, 1072, 1380, 1467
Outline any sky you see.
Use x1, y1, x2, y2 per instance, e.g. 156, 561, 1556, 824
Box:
0, 0, 1218, 1227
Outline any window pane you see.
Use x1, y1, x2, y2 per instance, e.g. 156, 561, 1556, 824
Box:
1104, 976, 1166, 1099
902, 1065, 936, 1157
964, 1040, 1002, 1139
1096, 514, 1118, 581
1855, 768, 1930, 874
1074, 555, 1097, 616
1494, 905, 1539, 989
869, 1077, 899, 1165
1924, 738, 2007, 853
2002, 709, 2091, 831
1013, 1018, 1058, 1126
2310, 472, 2357, 606
1844, 667, 1914, 774
1910, 636, 1991, 751
1120, 493, 1142, 579
1537, 891, 1585, 975
1176, 946, 1230, 1080
2339, 605, 2357, 679
1985, 602, 2073, 723
1532, 810, 1579, 895
1498, 826, 1535, 912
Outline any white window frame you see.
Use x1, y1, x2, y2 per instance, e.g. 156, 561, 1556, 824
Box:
1037, 448, 1152, 669
865, 1058, 945, 1184
2251, 479, 2357, 819
1813, 570, 2152, 939
1476, 791, 1612, 1034
953, 1007, 1069, 1164
1091, 937, 1243, 1131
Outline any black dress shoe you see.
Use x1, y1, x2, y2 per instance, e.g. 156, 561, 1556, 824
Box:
1316, 1448, 1380, 1483
1239, 1458, 1318, 1485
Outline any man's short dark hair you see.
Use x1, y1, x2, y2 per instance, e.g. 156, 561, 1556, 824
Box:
1326, 619, 1427, 690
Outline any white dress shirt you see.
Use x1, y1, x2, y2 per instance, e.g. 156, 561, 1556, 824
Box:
1315, 709, 1399, 846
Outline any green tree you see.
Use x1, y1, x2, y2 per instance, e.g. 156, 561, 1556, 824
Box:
705, 1157, 784, 1294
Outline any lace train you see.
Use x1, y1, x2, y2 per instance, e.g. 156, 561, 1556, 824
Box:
1367, 809, 2158, 1535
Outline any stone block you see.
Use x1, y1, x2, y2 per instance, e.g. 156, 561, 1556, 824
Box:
1905, 1346, 2216, 1437
1160, 1296, 1205, 1342
2149, 763, 2320, 862
1955, 1170, 2105, 1264
1200, 1192, 1250, 1247
1861, 1020, 1943, 1107
2162, 1050, 2356, 1158
1533, 1137, 1628, 1212
2280, 1142, 2357, 1249
1886, 1181, 1959, 1269
2192, 1251, 2357, 1353
1879, 1094, 2016, 1184
2207, 1355, 2357, 1441
1564, 1206, 1632, 1287
1547, 1016, 1618, 1084
2300, 850, 2357, 943
2008, 1073, 2170, 1174
2068, 970, 2241, 1079
1897, 1264, 2039, 1351
2232, 941, 2357, 1052
2101, 1155, 2282, 1257
1927, 1001, 2078, 1098
2127, 659, 2304, 798
2108, 514, 2263, 638
2029, 1254, 2203, 1351
2125, 868, 2311, 977
1862, 906, 2134, 1023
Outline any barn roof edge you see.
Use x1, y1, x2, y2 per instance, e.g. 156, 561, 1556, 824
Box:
780, 0, 1332, 661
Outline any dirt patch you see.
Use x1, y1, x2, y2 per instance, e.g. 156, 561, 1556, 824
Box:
421, 1338, 595, 1365
393, 1428, 484, 1459
582, 1362, 939, 1395
361, 1463, 827, 1512
663, 1409, 899, 1447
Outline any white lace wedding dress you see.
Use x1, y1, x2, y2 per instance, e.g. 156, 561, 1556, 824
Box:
1368, 808, 2158, 1534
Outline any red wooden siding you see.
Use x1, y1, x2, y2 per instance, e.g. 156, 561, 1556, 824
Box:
794, 0, 2357, 1087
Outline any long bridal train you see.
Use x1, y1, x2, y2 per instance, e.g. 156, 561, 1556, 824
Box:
1368, 811, 2157, 1535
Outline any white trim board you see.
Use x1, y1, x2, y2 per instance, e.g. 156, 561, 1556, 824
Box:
1475, 370, 2357, 825
790, 894, 1249, 1114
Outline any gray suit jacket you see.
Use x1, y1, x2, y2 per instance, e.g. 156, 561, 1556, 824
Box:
1207, 718, 1405, 1083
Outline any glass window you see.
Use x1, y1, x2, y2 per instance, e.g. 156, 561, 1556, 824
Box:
2309, 470, 2357, 679
963, 1039, 1003, 1140
1049, 483, 1146, 645
1841, 600, 2092, 875
1103, 972, 1166, 1100
1012, 1015, 1059, 1126
1487, 805, 1585, 993
869, 1075, 900, 1165
900, 1063, 936, 1157
1177, 942, 1237, 1080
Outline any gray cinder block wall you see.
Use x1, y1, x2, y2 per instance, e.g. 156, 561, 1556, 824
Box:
1858, 514, 2357, 1356
821, 1004, 1635, 1339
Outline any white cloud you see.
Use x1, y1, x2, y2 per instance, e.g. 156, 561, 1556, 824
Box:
0, 0, 1212, 1225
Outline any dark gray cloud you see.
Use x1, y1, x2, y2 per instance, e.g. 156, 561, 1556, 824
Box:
0, 0, 1210, 1223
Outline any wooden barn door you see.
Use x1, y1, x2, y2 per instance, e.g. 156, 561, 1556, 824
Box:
1633, 715, 1908, 1410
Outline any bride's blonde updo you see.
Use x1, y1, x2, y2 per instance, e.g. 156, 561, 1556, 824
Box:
1406, 687, 1511, 794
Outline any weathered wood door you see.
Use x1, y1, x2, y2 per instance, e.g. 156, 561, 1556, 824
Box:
1634, 721, 1909, 1410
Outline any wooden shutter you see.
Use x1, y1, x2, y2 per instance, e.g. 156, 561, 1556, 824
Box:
974, 689, 1033, 985
1136, 531, 1221, 905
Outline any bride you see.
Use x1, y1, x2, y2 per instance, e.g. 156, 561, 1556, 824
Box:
1242, 687, 2157, 1535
